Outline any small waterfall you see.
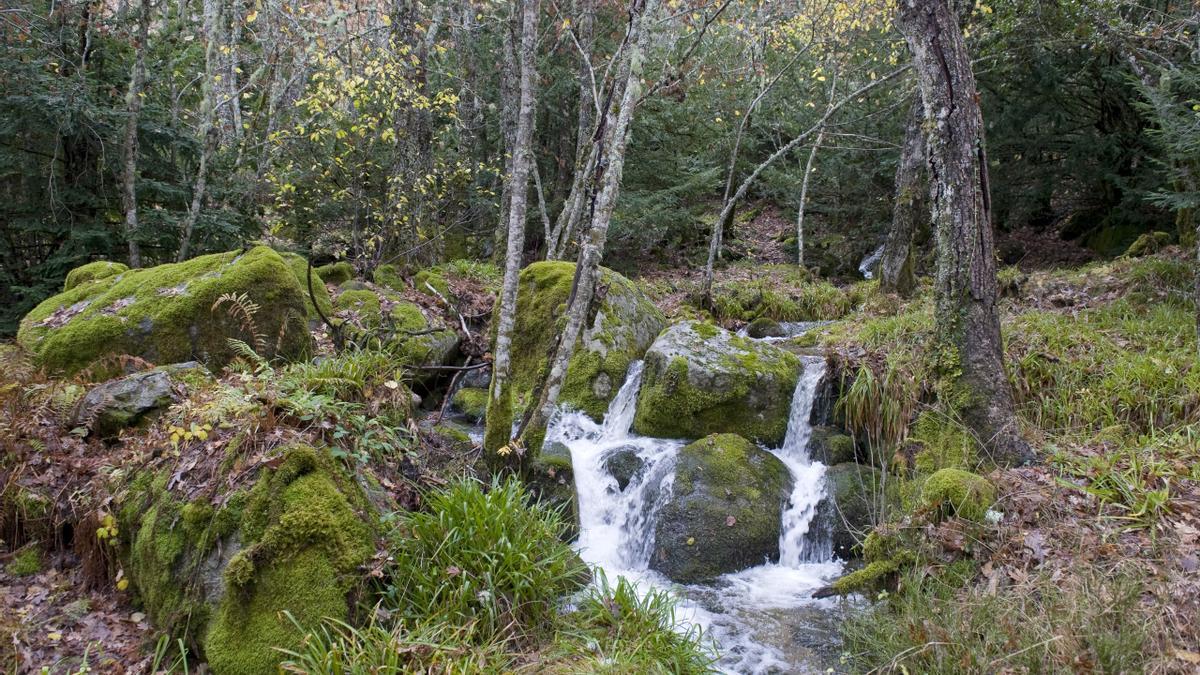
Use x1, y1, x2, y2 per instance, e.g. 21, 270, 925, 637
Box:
550, 349, 842, 673
859, 243, 885, 279
771, 356, 831, 565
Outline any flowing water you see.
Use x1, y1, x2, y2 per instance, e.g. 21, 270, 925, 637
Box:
546, 330, 846, 673
858, 244, 885, 280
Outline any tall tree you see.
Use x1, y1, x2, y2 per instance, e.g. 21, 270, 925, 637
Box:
516, 0, 658, 456
178, 0, 221, 262
484, 0, 541, 460
896, 0, 1031, 465
120, 0, 152, 267
878, 97, 926, 296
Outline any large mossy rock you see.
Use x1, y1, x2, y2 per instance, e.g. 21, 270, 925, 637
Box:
118, 445, 377, 675
508, 261, 665, 419
278, 252, 334, 321
18, 247, 311, 375
650, 434, 791, 583
331, 287, 460, 377
64, 261, 128, 291
633, 321, 802, 445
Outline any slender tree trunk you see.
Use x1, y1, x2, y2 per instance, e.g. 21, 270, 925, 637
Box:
179, 0, 221, 262
484, 0, 540, 460
896, 0, 1031, 465
121, 0, 151, 268
517, 0, 657, 456
547, 0, 596, 260
879, 98, 927, 296
795, 126, 824, 268
493, 12, 521, 262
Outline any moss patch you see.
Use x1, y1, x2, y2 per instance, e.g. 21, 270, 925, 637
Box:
18, 246, 311, 375
372, 263, 407, 292
6, 547, 42, 576
64, 261, 128, 291
314, 261, 354, 285
919, 468, 994, 522
278, 251, 333, 321
452, 387, 488, 422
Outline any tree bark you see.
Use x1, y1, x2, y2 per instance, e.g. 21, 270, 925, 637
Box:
493, 11, 521, 262
121, 0, 151, 268
179, 0, 221, 262
879, 97, 927, 296
516, 0, 657, 456
547, 0, 596, 260
896, 0, 1031, 465
484, 0, 540, 460
795, 126, 824, 268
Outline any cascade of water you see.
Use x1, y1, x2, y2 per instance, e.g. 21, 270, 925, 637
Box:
772, 356, 832, 565
859, 243, 885, 279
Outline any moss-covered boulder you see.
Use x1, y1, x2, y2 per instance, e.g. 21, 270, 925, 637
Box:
118, 445, 377, 675
919, 468, 994, 522
1122, 231, 1172, 258
64, 260, 128, 291
372, 263, 407, 292
633, 322, 802, 445
314, 261, 354, 285
277, 252, 333, 322
820, 462, 884, 559
451, 387, 488, 422
746, 316, 785, 339
650, 434, 791, 583
18, 247, 311, 375
507, 261, 665, 419
808, 426, 856, 465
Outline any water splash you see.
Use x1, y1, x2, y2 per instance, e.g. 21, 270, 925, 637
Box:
859, 243, 885, 279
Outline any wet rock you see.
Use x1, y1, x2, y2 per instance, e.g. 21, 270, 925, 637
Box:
818, 462, 885, 559
633, 321, 802, 445
807, 426, 856, 465
602, 446, 645, 491
528, 442, 579, 539
746, 317, 785, 339
451, 387, 488, 422
651, 434, 792, 583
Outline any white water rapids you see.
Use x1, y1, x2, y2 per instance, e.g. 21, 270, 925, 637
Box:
545, 336, 845, 673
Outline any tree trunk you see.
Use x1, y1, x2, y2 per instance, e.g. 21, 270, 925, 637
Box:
795, 126, 824, 268
896, 0, 1031, 465
547, 0, 596, 260
493, 11, 521, 262
484, 0, 540, 461
121, 0, 151, 268
879, 97, 927, 296
516, 0, 657, 456
179, 0, 222, 262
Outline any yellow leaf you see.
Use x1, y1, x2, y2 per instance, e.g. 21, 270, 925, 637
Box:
117, 579, 130, 591
382, 14, 391, 26
246, 10, 258, 23
48, 632, 62, 641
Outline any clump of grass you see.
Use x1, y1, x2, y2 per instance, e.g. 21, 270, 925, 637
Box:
384, 477, 588, 643
842, 565, 1154, 674
554, 572, 717, 673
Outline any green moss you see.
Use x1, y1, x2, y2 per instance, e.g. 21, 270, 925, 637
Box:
413, 269, 451, 298
452, 387, 488, 421
484, 382, 514, 455
372, 263, 407, 292
6, 547, 42, 576
910, 411, 979, 474
204, 446, 374, 675
278, 251, 333, 321
18, 246, 311, 375
335, 289, 383, 327
830, 559, 899, 595
64, 261, 128, 291
314, 261, 354, 285
389, 301, 429, 333
692, 322, 720, 339
919, 468, 994, 522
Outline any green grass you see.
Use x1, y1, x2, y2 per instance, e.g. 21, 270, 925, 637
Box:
842, 565, 1153, 674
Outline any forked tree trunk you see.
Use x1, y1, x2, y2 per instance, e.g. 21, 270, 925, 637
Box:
879, 98, 926, 296
516, 0, 656, 456
896, 0, 1031, 465
794, 126, 823, 268
484, 0, 540, 459
547, 0, 596, 260
121, 0, 151, 268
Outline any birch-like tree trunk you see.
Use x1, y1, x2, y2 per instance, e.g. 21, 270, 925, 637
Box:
794, 126, 824, 268
516, 0, 657, 456
484, 0, 540, 459
178, 0, 221, 262
896, 0, 1031, 465
121, 0, 151, 268
547, 0, 596, 260
493, 13, 521, 262
879, 98, 926, 296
